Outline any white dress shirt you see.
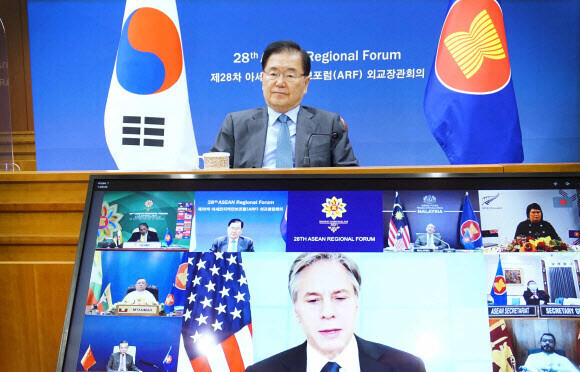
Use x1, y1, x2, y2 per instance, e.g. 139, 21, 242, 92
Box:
523, 351, 580, 372
306, 335, 360, 372
262, 106, 299, 168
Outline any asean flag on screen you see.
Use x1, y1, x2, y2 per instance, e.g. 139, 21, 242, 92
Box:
424, 0, 523, 164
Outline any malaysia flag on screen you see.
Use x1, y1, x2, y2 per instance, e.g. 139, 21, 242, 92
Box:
388, 194, 411, 251
424, 0, 523, 164
177, 252, 253, 372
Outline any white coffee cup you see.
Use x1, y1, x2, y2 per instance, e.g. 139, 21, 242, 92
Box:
200, 152, 230, 169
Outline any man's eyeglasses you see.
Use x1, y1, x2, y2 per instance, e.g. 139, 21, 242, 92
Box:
263, 71, 307, 82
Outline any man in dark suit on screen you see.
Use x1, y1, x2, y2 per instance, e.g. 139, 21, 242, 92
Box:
210, 218, 254, 252
246, 252, 425, 372
127, 223, 159, 243
211, 40, 358, 168
107, 341, 141, 371
414, 223, 443, 248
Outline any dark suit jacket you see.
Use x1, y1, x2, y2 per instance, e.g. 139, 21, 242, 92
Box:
245, 335, 426, 372
210, 106, 358, 168
210, 236, 254, 252
107, 352, 140, 371
414, 233, 443, 247
523, 288, 550, 305
128, 231, 159, 242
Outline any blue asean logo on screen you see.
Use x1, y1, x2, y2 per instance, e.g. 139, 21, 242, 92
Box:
116, 7, 183, 95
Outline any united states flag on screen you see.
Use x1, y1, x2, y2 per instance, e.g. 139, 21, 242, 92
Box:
177, 252, 253, 372
388, 193, 411, 250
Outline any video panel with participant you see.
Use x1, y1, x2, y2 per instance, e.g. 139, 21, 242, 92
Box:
485, 253, 580, 371
97, 191, 196, 250
479, 189, 580, 252
78, 252, 493, 371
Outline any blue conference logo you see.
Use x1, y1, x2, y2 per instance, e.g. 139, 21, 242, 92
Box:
116, 7, 183, 95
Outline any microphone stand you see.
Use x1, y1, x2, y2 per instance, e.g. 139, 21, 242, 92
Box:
303, 132, 339, 167
433, 235, 454, 251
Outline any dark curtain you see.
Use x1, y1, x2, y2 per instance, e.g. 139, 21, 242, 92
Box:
548, 267, 577, 299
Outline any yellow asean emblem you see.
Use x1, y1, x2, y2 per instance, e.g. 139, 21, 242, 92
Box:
321, 197, 347, 220
444, 9, 506, 79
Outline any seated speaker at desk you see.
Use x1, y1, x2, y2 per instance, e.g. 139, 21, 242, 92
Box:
122, 278, 158, 305
415, 223, 445, 248
128, 223, 159, 242
107, 341, 141, 372
123, 223, 162, 248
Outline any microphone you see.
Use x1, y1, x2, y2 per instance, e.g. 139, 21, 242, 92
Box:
303, 132, 340, 167
139, 360, 159, 368
432, 234, 451, 249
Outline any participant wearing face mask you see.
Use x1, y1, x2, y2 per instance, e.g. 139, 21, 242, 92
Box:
523, 280, 550, 305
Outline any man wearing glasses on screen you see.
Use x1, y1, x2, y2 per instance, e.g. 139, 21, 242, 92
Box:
210, 218, 254, 252
211, 40, 358, 168
246, 252, 425, 372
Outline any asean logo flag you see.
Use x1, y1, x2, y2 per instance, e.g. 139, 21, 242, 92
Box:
460, 193, 482, 249
424, 0, 523, 164
490, 256, 507, 305
104, 0, 199, 171
164, 252, 188, 314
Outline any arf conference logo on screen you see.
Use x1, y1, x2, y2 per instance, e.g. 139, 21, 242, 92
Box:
435, 0, 511, 94
320, 196, 348, 233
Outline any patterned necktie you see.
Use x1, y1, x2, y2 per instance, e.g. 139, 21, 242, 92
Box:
321, 361, 341, 372
275, 114, 293, 168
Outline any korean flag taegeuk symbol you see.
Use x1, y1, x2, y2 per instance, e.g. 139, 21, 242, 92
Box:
104, 0, 198, 171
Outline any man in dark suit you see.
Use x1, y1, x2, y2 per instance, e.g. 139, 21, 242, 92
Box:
127, 223, 159, 242
211, 40, 358, 169
210, 218, 254, 252
246, 253, 425, 372
414, 223, 443, 248
523, 280, 550, 305
107, 341, 141, 371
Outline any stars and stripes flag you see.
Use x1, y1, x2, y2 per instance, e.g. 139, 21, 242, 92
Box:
177, 252, 253, 372
388, 193, 411, 250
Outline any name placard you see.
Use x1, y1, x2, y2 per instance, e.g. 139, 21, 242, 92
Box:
123, 242, 162, 249
115, 304, 160, 316
540, 305, 580, 318
488, 306, 537, 318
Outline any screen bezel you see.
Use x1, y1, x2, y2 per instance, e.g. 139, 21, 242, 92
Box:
57, 171, 580, 370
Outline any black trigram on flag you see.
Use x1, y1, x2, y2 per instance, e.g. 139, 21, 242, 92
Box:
121, 116, 165, 147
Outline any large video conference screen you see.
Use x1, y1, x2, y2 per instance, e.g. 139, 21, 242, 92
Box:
58, 173, 580, 371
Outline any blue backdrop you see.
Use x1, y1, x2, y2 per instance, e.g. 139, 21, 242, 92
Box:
27, 0, 580, 170
101, 250, 184, 304
383, 190, 480, 249
195, 191, 287, 252
77, 315, 181, 372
